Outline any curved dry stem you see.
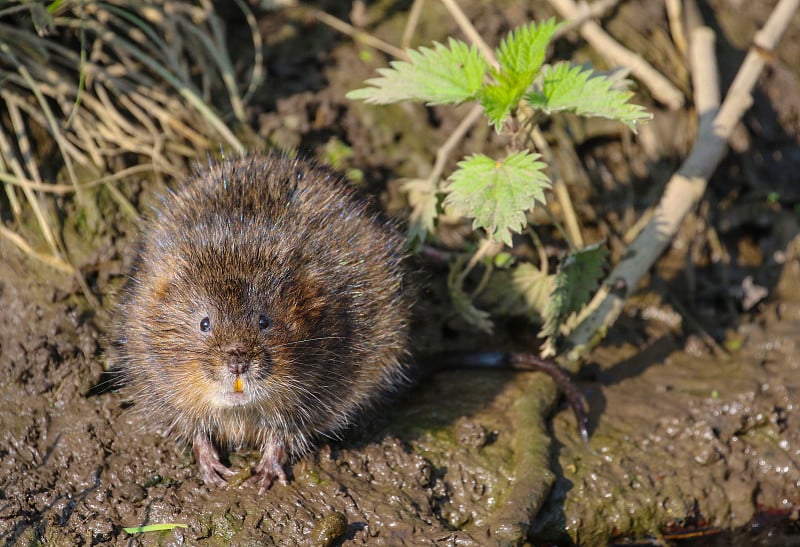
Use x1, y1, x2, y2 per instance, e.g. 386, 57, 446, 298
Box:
313, 9, 407, 60
401, 0, 426, 49
439, 0, 497, 67
0, 1, 254, 276
0, 225, 74, 275
230, 0, 264, 105
528, 126, 584, 250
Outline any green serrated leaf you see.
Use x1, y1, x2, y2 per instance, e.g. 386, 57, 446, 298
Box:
526, 62, 652, 131
402, 178, 439, 245
451, 287, 494, 333
496, 19, 560, 84
480, 261, 554, 322
540, 241, 608, 341
512, 262, 555, 318
444, 151, 550, 246
479, 81, 517, 131
347, 38, 488, 105
479, 19, 561, 130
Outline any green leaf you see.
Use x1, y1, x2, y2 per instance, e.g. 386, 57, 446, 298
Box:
493, 251, 515, 268
540, 241, 608, 342
124, 523, 188, 534
479, 81, 518, 131
402, 178, 439, 245
479, 19, 561, 130
512, 262, 554, 318
347, 38, 488, 105
481, 262, 553, 320
526, 62, 652, 131
444, 151, 550, 246
496, 19, 560, 84
451, 286, 494, 334
447, 253, 494, 333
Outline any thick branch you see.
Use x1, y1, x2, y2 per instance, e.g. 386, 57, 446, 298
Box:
560, 0, 799, 370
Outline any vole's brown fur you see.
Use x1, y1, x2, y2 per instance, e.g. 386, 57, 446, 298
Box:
109, 153, 411, 492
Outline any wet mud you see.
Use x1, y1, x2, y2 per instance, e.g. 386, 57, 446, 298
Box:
2, 0, 800, 545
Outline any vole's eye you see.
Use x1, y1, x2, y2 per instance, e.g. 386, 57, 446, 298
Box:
258, 314, 270, 331
199, 317, 211, 332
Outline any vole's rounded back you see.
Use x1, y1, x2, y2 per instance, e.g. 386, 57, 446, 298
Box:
109, 153, 410, 490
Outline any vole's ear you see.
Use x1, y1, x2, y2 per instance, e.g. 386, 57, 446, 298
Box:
282, 270, 328, 336
149, 274, 177, 303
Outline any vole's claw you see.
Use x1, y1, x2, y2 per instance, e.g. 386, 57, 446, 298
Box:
240, 441, 288, 494
242, 467, 288, 495
193, 433, 236, 487
577, 414, 590, 443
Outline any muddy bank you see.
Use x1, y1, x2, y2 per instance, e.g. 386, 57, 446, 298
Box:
536, 244, 800, 544
0, 234, 558, 545
2, 0, 800, 545
3, 237, 800, 545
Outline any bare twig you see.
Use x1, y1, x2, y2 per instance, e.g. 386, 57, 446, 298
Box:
547, 0, 685, 109
428, 104, 484, 186
665, 0, 688, 56
0, 164, 157, 195
0, 225, 74, 275
313, 10, 407, 60
401, 0, 426, 49
553, 0, 621, 39
529, 129, 584, 249
230, 0, 265, 106
560, 0, 799, 367
439, 0, 496, 66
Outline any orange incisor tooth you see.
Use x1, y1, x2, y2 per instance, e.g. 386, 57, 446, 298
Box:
233, 376, 244, 393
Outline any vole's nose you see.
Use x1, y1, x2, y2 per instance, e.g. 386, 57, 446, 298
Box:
227, 361, 249, 375
223, 343, 249, 375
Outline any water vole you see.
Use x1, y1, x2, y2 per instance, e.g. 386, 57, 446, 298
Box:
109, 153, 411, 492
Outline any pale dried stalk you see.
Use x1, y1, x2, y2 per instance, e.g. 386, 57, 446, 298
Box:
561, 0, 800, 366
665, 0, 688, 55
0, 164, 155, 195
529, 129, 584, 249
401, 0, 426, 49
3, 90, 93, 169
553, 0, 621, 39
439, 0, 496, 64
428, 104, 484, 188
313, 10, 407, 59
0, 116, 61, 258
0, 0, 259, 279
230, 0, 265, 105
0, 225, 74, 275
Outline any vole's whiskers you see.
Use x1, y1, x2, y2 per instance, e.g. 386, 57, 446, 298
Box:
107, 153, 411, 490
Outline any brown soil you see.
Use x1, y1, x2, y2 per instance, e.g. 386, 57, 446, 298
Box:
2, 0, 800, 545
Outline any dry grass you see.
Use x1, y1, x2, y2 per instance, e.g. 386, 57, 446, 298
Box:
0, 0, 260, 274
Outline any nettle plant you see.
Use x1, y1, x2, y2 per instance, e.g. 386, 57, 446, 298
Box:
348, 19, 651, 354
